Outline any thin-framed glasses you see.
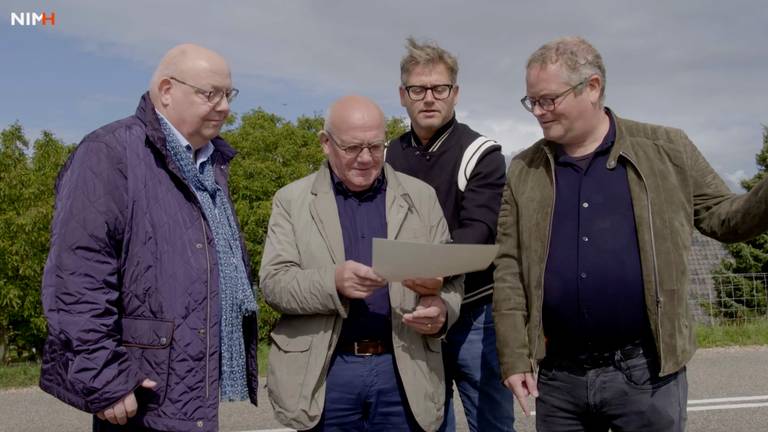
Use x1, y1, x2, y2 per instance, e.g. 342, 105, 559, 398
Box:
520, 79, 587, 113
325, 131, 388, 158
170, 77, 239, 105
404, 84, 454, 101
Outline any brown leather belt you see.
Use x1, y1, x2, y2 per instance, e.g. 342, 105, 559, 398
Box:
337, 339, 391, 356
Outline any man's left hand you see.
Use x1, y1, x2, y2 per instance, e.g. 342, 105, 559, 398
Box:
402, 277, 443, 296
403, 295, 447, 335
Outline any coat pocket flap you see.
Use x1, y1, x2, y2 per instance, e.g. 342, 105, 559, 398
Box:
270, 332, 312, 352
122, 317, 174, 348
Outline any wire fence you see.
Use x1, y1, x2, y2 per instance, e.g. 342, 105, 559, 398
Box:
690, 273, 768, 326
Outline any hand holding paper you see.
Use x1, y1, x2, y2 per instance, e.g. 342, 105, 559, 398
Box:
402, 277, 443, 295
335, 260, 387, 299
403, 295, 447, 335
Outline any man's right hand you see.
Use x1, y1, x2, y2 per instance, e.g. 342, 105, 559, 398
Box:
335, 260, 386, 299
503, 372, 538, 416
96, 378, 157, 425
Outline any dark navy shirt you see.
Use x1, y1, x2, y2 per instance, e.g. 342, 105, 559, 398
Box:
331, 171, 391, 345
543, 111, 648, 355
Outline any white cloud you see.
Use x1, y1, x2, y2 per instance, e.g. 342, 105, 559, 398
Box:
3, 0, 766, 184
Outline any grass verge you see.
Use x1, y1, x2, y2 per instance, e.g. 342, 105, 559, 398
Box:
696, 319, 768, 348
0, 362, 39, 389
2, 323, 766, 390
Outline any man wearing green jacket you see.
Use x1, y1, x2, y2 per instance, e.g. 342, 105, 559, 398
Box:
493, 36, 768, 432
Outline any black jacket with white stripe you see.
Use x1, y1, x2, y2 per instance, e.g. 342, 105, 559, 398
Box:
386, 116, 506, 308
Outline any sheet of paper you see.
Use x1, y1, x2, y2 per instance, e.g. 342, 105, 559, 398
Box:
372, 238, 499, 282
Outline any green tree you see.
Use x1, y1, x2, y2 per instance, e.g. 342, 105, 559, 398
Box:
714, 126, 768, 321
0, 124, 72, 361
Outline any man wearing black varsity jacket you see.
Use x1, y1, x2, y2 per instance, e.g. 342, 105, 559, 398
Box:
386, 37, 514, 432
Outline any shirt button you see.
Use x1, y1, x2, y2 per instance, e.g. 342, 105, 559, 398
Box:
195, 243, 204, 249
582, 202, 589, 208
197, 420, 204, 428
580, 272, 587, 279
582, 236, 589, 242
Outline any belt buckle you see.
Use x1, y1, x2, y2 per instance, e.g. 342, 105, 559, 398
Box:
584, 352, 612, 369
354, 341, 375, 356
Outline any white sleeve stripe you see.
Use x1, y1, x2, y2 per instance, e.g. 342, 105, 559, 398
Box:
458, 136, 501, 192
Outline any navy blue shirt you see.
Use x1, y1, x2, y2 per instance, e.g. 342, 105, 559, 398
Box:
543, 111, 648, 354
331, 171, 391, 345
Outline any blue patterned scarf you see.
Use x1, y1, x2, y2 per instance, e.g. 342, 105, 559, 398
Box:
159, 117, 257, 401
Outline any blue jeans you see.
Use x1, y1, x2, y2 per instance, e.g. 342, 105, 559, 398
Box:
441, 301, 515, 431
536, 348, 688, 431
308, 352, 421, 431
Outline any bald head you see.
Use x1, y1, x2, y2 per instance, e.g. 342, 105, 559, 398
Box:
321, 95, 387, 192
324, 95, 386, 135
149, 44, 230, 102
149, 44, 233, 149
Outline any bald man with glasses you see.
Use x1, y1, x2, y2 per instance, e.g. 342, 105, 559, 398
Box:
261, 95, 464, 431
40, 44, 258, 432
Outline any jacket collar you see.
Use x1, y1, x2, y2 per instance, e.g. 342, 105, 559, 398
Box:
539, 107, 627, 170
607, 110, 632, 169
134, 92, 237, 167
408, 114, 457, 152
309, 162, 415, 264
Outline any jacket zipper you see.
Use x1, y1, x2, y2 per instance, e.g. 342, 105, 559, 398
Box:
200, 216, 212, 399
618, 152, 664, 365
532, 152, 557, 374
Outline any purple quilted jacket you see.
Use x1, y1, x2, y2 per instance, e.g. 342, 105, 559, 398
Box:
39, 93, 258, 432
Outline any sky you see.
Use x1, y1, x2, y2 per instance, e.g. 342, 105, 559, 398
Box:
1, 0, 766, 190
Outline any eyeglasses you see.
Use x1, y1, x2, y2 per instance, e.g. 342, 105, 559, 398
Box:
403, 84, 454, 101
325, 131, 387, 158
520, 79, 587, 113
170, 77, 239, 105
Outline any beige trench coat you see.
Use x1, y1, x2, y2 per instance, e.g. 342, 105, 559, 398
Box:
260, 162, 464, 431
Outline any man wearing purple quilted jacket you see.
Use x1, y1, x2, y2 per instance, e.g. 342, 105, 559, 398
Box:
39, 44, 259, 432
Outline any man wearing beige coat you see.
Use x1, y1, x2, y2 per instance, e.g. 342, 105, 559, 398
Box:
260, 95, 463, 431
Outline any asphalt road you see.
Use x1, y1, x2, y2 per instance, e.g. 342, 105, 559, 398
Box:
1, 346, 766, 432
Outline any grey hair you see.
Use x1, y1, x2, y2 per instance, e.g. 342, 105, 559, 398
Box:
527, 36, 606, 104
400, 37, 459, 85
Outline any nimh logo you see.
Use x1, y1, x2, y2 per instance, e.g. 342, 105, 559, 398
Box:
10, 12, 56, 26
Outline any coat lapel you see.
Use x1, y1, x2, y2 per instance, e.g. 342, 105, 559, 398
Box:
309, 163, 345, 265
385, 164, 412, 241
384, 164, 415, 309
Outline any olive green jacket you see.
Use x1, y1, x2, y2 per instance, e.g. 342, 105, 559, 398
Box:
260, 162, 463, 431
493, 113, 768, 377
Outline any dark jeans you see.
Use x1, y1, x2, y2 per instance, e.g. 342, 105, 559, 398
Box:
441, 301, 515, 431
307, 352, 422, 431
536, 348, 687, 432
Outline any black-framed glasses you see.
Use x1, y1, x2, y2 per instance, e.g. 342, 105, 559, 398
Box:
324, 130, 388, 158
170, 77, 239, 105
520, 79, 587, 113
404, 84, 454, 101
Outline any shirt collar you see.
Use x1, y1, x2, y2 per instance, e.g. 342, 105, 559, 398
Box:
409, 114, 457, 152
555, 107, 616, 163
155, 109, 214, 169
330, 169, 387, 201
